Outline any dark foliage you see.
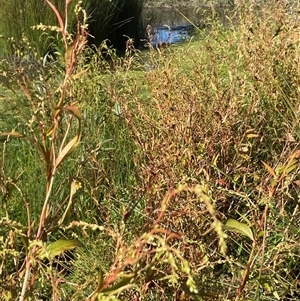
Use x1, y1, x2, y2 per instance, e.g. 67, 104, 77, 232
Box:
85, 0, 144, 52
0, 0, 144, 57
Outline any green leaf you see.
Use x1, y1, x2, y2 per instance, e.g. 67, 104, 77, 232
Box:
285, 158, 298, 175
41, 239, 83, 260
224, 219, 254, 241
257, 230, 264, 238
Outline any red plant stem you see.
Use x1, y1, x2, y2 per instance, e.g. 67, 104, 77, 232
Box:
234, 239, 257, 301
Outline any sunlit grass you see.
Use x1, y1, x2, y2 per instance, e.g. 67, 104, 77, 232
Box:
1, 0, 300, 300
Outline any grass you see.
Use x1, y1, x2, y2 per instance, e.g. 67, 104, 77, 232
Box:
1, 0, 300, 300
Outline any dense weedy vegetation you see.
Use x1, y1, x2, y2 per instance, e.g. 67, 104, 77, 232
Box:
0, 0, 143, 57
1, 0, 300, 300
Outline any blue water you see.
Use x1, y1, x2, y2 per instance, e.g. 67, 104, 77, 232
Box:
150, 25, 194, 46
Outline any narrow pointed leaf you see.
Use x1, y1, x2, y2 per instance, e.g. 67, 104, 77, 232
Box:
58, 180, 81, 226
46, 239, 83, 259
285, 159, 298, 175
1, 131, 27, 139
55, 105, 82, 168
36, 141, 50, 164
94, 268, 105, 294
45, 0, 65, 34
45, 123, 55, 136
225, 219, 254, 241
262, 161, 276, 177
55, 135, 80, 168
65, 42, 74, 67
71, 68, 89, 80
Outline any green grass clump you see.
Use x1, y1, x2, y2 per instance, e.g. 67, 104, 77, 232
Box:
1, 0, 300, 300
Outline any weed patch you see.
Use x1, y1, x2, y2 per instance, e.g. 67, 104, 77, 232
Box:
1, 0, 300, 300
